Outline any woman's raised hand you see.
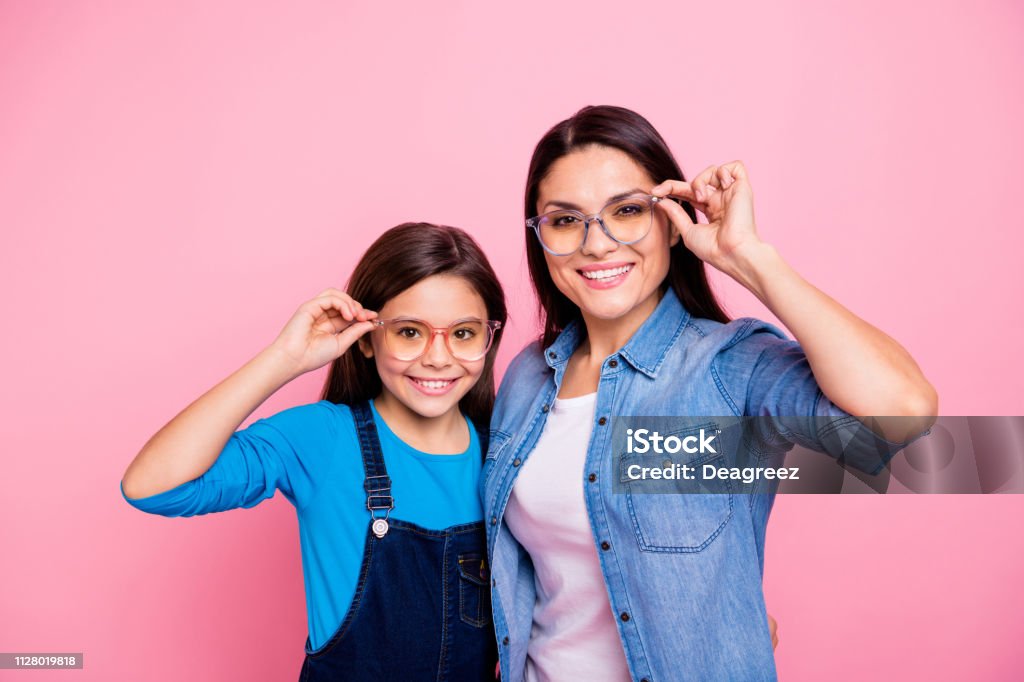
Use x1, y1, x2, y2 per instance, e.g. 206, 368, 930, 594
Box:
651, 161, 763, 276
269, 288, 378, 375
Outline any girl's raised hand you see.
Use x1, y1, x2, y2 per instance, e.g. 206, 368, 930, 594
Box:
269, 288, 377, 375
651, 161, 763, 276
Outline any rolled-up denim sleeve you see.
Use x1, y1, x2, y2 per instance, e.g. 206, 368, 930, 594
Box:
121, 402, 333, 517
716, 321, 925, 475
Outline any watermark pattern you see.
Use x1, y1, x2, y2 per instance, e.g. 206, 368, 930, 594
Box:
610, 416, 1024, 494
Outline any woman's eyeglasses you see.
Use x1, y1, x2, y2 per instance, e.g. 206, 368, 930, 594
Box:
527, 193, 664, 256
371, 318, 502, 362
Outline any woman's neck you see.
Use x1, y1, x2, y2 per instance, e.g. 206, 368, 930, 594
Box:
373, 391, 469, 454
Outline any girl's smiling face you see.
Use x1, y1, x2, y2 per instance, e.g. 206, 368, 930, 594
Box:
360, 274, 488, 422
535, 144, 679, 326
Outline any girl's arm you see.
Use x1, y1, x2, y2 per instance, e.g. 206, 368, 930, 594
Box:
653, 164, 937, 442
121, 289, 376, 500
122, 346, 299, 499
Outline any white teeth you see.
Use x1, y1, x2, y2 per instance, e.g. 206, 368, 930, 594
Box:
582, 265, 632, 280
413, 379, 453, 389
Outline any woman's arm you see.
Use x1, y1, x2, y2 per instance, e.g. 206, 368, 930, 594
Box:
653, 164, 937, 442
721, 240, 936, 427
121, 289, 376, 500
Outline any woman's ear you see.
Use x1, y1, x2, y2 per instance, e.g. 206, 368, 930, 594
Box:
669, 225, 681, 247
358, 336, 374, 359
666, 215, 682, 247
659, 199, 683, 248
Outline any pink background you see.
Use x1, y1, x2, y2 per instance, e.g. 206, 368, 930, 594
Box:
2, 1, 1023, 680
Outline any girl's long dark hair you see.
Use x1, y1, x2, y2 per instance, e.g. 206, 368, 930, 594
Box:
320, 222, 507, 428
524, 105, 730, 348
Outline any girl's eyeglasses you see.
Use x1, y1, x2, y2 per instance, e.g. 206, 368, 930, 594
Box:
371, 318, 502, 362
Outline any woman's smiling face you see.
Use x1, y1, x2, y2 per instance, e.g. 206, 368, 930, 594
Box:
535, 144, 679, 324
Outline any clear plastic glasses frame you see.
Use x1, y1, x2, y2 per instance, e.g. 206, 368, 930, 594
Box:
371, 317, 502, 362
526, 193, 664, 256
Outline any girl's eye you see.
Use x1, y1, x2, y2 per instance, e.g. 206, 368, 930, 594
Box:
452, 327, 477, 341
396, 327, 422, 339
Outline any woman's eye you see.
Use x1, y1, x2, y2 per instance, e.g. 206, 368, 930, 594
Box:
615, 203, 643, 217
551, 214, 580, 227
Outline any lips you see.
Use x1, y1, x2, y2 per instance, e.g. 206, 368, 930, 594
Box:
580, 264, 633, 280
577, 262, 634, 289
406, 376, 460, 396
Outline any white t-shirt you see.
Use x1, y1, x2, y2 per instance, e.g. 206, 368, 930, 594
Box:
503, 392, 631, 682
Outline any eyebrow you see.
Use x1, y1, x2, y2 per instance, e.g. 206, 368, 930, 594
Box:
386, 316, 486, 325
541, 188, 648, 213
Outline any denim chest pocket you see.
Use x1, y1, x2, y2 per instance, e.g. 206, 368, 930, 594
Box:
618, 421, 735, 553
457, 553, 492, 628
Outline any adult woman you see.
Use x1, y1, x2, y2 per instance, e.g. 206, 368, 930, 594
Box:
482, 106, 936, 681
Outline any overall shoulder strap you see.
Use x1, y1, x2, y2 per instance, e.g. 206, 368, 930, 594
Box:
474, 422, 489, 462
350, 401, 393, 516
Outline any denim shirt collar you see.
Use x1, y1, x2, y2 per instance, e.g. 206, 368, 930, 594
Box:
542, 287, 691, 379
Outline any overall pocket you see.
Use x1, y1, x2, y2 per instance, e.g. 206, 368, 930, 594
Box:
618, 421, 735, 553
457, 553, 492, 628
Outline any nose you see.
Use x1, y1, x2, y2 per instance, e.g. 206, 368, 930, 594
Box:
421, 330, 453, 368
580, 216, 619, 258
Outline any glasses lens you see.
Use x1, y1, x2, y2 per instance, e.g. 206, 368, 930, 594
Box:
447, 320, 492, 361
536, 211, 585, 255
601, 195, 654, 244
383, 320, 430, 360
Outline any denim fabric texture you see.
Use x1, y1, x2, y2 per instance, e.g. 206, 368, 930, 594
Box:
301, 402, 497, 681
482, 288, 914, 682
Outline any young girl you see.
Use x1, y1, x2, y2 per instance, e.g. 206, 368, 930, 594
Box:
121, 222, 505, 681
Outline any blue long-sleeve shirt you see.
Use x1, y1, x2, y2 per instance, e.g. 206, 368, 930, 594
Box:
121, 399, 484, 651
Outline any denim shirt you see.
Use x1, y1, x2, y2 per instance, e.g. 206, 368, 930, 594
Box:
482, 287, 911, 682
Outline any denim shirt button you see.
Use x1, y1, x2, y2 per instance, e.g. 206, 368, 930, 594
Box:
598, 417, 607, 426
490, 516, 497, 525
620, 611, 630, 622
588, 473, 597, 482
601, 541, 611, 551
512, 458, 522, 467
548, 351, 557, 359
502, 636, 510, 645
609, 359, 618, 368
541, 404, 550, 413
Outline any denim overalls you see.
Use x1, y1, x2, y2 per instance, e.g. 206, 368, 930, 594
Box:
300, 401, 498, 681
